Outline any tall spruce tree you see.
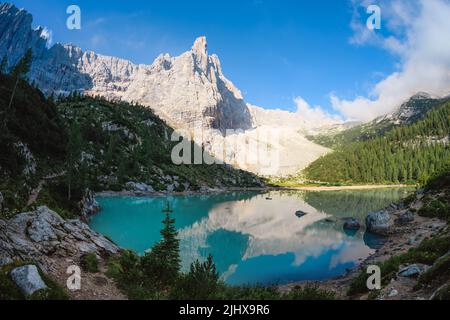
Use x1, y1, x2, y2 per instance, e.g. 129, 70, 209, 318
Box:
66, 122, 83, 200
142, 202, 181, 288
0, 56, 7, 74
7, 49, 33, 123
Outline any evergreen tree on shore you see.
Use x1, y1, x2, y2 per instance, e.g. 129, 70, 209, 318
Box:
142, 202, 181, 288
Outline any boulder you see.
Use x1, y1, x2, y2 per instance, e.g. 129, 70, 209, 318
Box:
365, 210, 393, 236
0, 191, 3, 210
0, 256, 13, 266
125, 182, 154, 193
10, 265, 48, 296
397, 264, 428, 278
0, 206, 120, 273
81, 190, 101, 218
343, 218, 361, 230
395, 211, 415, 225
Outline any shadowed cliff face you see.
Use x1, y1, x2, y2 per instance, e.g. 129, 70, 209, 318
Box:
0, 4, 252, 133
0, 4, 93, 94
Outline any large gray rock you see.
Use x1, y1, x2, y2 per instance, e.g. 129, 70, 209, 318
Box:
397, 264, 428, 278
365, 210, 394, 236
0, 206, 120, 273
125, 182, 154, 193
10, 265, 48, 296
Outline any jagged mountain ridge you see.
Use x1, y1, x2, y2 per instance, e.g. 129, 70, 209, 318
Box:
0, 3, 252, 132
0, 3, 334, 176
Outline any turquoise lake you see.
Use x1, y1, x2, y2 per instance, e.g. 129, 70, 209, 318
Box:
89, 188, 412, 286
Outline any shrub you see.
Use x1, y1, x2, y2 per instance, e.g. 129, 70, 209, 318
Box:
418, 252, 450, 287
80, 253, 99, 273
171, 255, 219, 300
284, 285, 335, 300
418, 199, 450, 221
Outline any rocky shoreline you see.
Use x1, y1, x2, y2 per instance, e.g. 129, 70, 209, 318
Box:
279, 190, 448, 300
1, 183, 447, 300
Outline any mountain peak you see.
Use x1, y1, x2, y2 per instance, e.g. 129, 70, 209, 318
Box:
410, 92, 432, 100
192, 36, 208, 56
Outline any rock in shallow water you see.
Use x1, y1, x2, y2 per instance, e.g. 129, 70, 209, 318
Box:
366, 210, 393, 236
10, 265, 48, 296
343, 218, 361, 231
295, 210, 308, 218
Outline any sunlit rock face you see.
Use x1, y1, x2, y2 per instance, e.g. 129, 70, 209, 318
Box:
0, 6, 252, 132
0, 4, 333, 176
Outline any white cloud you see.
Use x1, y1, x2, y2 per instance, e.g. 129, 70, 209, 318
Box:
333, 0, 450, 122
294, 96, 342, 125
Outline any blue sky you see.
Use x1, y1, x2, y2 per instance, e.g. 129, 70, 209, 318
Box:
9, 0, 406, 114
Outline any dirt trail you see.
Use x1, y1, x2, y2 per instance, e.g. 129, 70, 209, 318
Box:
27, 172, 66, 206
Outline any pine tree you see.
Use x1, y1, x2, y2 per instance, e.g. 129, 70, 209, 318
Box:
142, 202, 181, 288
66, 123, 83, 200
6, 49, 33, 126
0, 56, 7, 74
11, 49, 32, 79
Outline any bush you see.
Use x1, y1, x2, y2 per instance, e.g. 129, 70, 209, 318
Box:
431, 283, 450, 300
284, 285, 335, 300
418, 199, 450, 221
171, 255, 219, 300
418, 252, 450, 287
80, 253, 99, 273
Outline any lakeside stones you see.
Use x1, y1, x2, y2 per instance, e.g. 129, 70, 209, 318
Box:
366, 210, 394, 236
125, 182, 155, 193
0, 206, 119, 273
397, 264, 428, 278
395, 211, 415, 225
343, 218, 361, 231
10, 264, 48, 296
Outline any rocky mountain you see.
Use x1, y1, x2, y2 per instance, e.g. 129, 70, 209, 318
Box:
0, 4, 252, 132
308, 93, 449, 149
0, 3, 336, 176
374, 92, 443, 126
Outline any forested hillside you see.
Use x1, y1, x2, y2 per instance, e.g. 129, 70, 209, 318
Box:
308, 95, 447, 149
0, 74, 263, 218
304, 103, 450, 184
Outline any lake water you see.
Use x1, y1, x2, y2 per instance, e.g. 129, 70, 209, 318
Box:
89, 188, 412, 286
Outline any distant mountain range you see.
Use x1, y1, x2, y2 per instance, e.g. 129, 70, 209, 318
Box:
308, 93, 450, 149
